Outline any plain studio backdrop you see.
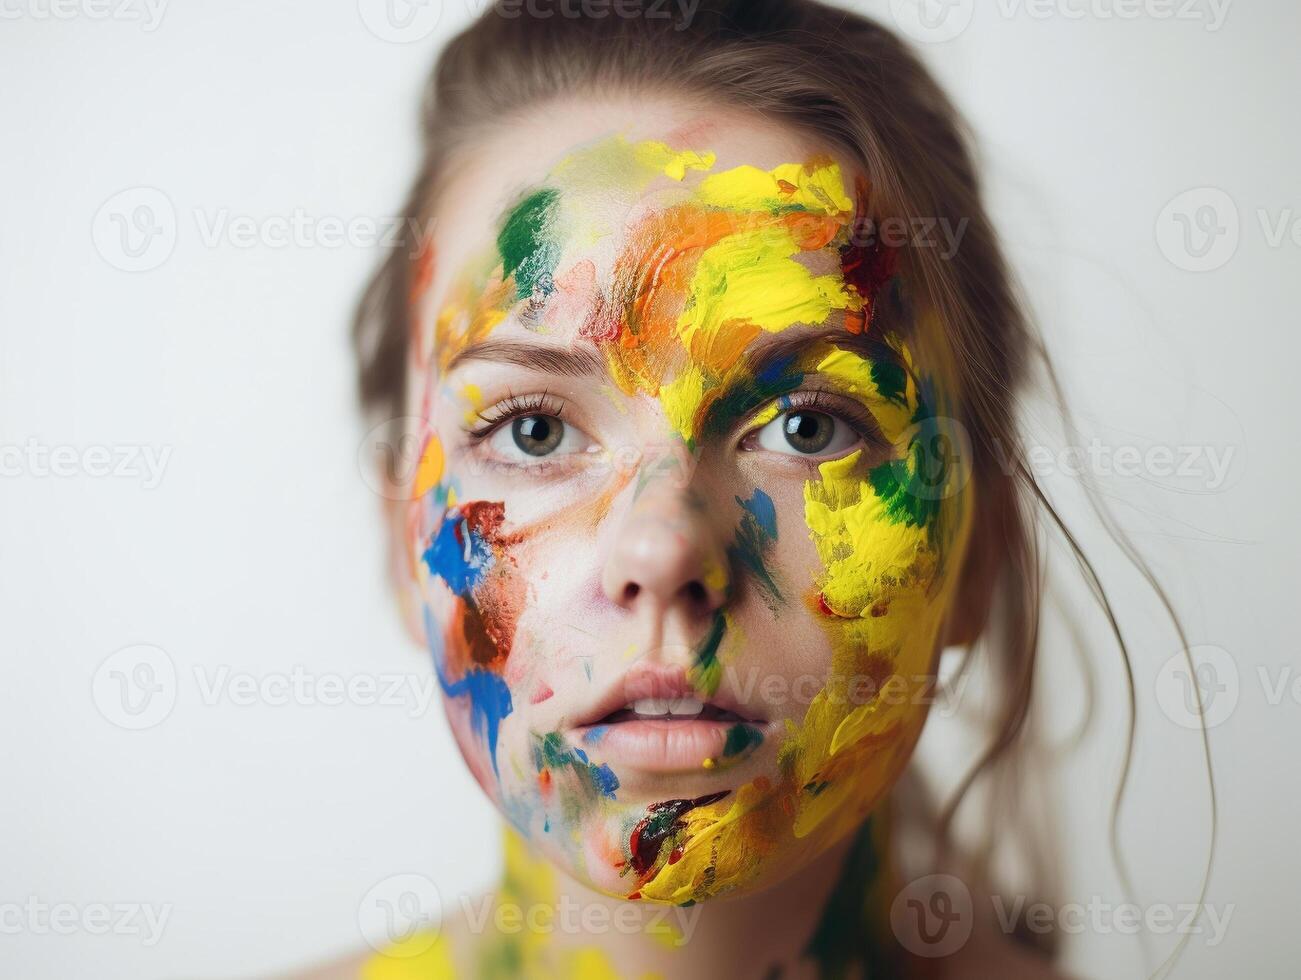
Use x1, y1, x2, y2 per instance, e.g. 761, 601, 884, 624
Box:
1, 1, 1297, 977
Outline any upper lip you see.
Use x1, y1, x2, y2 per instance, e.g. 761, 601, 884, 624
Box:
566, 663, 767, 729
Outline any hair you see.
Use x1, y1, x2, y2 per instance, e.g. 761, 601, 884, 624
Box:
353, 0, 1210, 969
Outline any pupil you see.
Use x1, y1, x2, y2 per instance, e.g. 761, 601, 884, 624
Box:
513, 415, 563, 456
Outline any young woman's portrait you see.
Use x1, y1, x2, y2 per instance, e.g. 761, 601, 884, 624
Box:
4, 1, 1293, 978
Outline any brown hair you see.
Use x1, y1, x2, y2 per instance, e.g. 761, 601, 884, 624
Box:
353, 0, 1208, 964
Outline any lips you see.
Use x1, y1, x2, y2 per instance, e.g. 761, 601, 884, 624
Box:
566, 664, 770, 774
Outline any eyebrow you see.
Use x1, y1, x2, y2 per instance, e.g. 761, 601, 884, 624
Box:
443, 337, 606, 380
742, 326, 884, 382
442, 325, 890, 392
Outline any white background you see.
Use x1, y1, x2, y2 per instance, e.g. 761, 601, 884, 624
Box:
1, 0, 1297, 976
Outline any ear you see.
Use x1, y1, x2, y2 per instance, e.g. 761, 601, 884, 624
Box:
941, 471, 1010, 648
383, 491, 428, 650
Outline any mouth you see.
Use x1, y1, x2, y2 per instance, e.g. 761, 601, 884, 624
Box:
567, 667, 771, 774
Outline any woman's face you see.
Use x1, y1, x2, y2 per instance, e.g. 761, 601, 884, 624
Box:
399, 101, 972, 904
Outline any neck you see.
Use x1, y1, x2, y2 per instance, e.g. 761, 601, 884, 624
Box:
486, 816, 900, 979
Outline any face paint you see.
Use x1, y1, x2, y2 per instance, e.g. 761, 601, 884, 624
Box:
403, 133, 972, 913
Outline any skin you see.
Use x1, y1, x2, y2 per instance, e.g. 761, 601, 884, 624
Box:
296, 98, 1059, 980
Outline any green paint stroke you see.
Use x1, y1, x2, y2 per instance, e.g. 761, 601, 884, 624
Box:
498, 188, 561, 300
722, 723, 764, 760
802, 817, 901, 979
531, 731, 620, 801
687, 609, 727, 697
869, 358, 907, 407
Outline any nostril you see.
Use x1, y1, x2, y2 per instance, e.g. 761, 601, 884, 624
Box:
622, 582, 641, 603
684, 580, 707, 604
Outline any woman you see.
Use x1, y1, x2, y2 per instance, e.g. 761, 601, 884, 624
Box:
329, 1, 1136, 975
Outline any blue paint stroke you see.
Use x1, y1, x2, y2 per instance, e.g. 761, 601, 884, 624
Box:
422, 508, 493, 596
730, 488, 783, 607
424, 606, 512, 778
533, 732, 620, 800
739, 488, 778, 538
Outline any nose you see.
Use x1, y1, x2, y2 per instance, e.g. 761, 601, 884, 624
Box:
600, 446, 730, 622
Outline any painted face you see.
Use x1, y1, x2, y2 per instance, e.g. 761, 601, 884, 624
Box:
402, 114, 972, 905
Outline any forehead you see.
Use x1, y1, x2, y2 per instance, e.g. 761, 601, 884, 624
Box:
427, 96, 859, 291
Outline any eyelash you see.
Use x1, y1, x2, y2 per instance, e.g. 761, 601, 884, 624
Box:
465, 390, 565, 441
751, 387, 887, 451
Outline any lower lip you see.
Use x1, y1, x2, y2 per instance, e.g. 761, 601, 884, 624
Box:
570, 718, 767, 773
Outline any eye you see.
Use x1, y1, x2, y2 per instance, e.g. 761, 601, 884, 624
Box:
511, 414, 563, 456
482, 412, 593, 462
753, 409, 861, 457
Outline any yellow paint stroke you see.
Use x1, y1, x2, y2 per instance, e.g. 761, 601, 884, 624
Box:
695, 158, 854, 215
363, 932, 455, 980
458, 383, 485, 427
412, 432, 445, 500
802, 450, 936, 618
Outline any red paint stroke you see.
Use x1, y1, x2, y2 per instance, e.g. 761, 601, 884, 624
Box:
529, 683, 555, 705
840, 177, 899, 334
439, 501, 529, 674
628, 791, 728, 880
